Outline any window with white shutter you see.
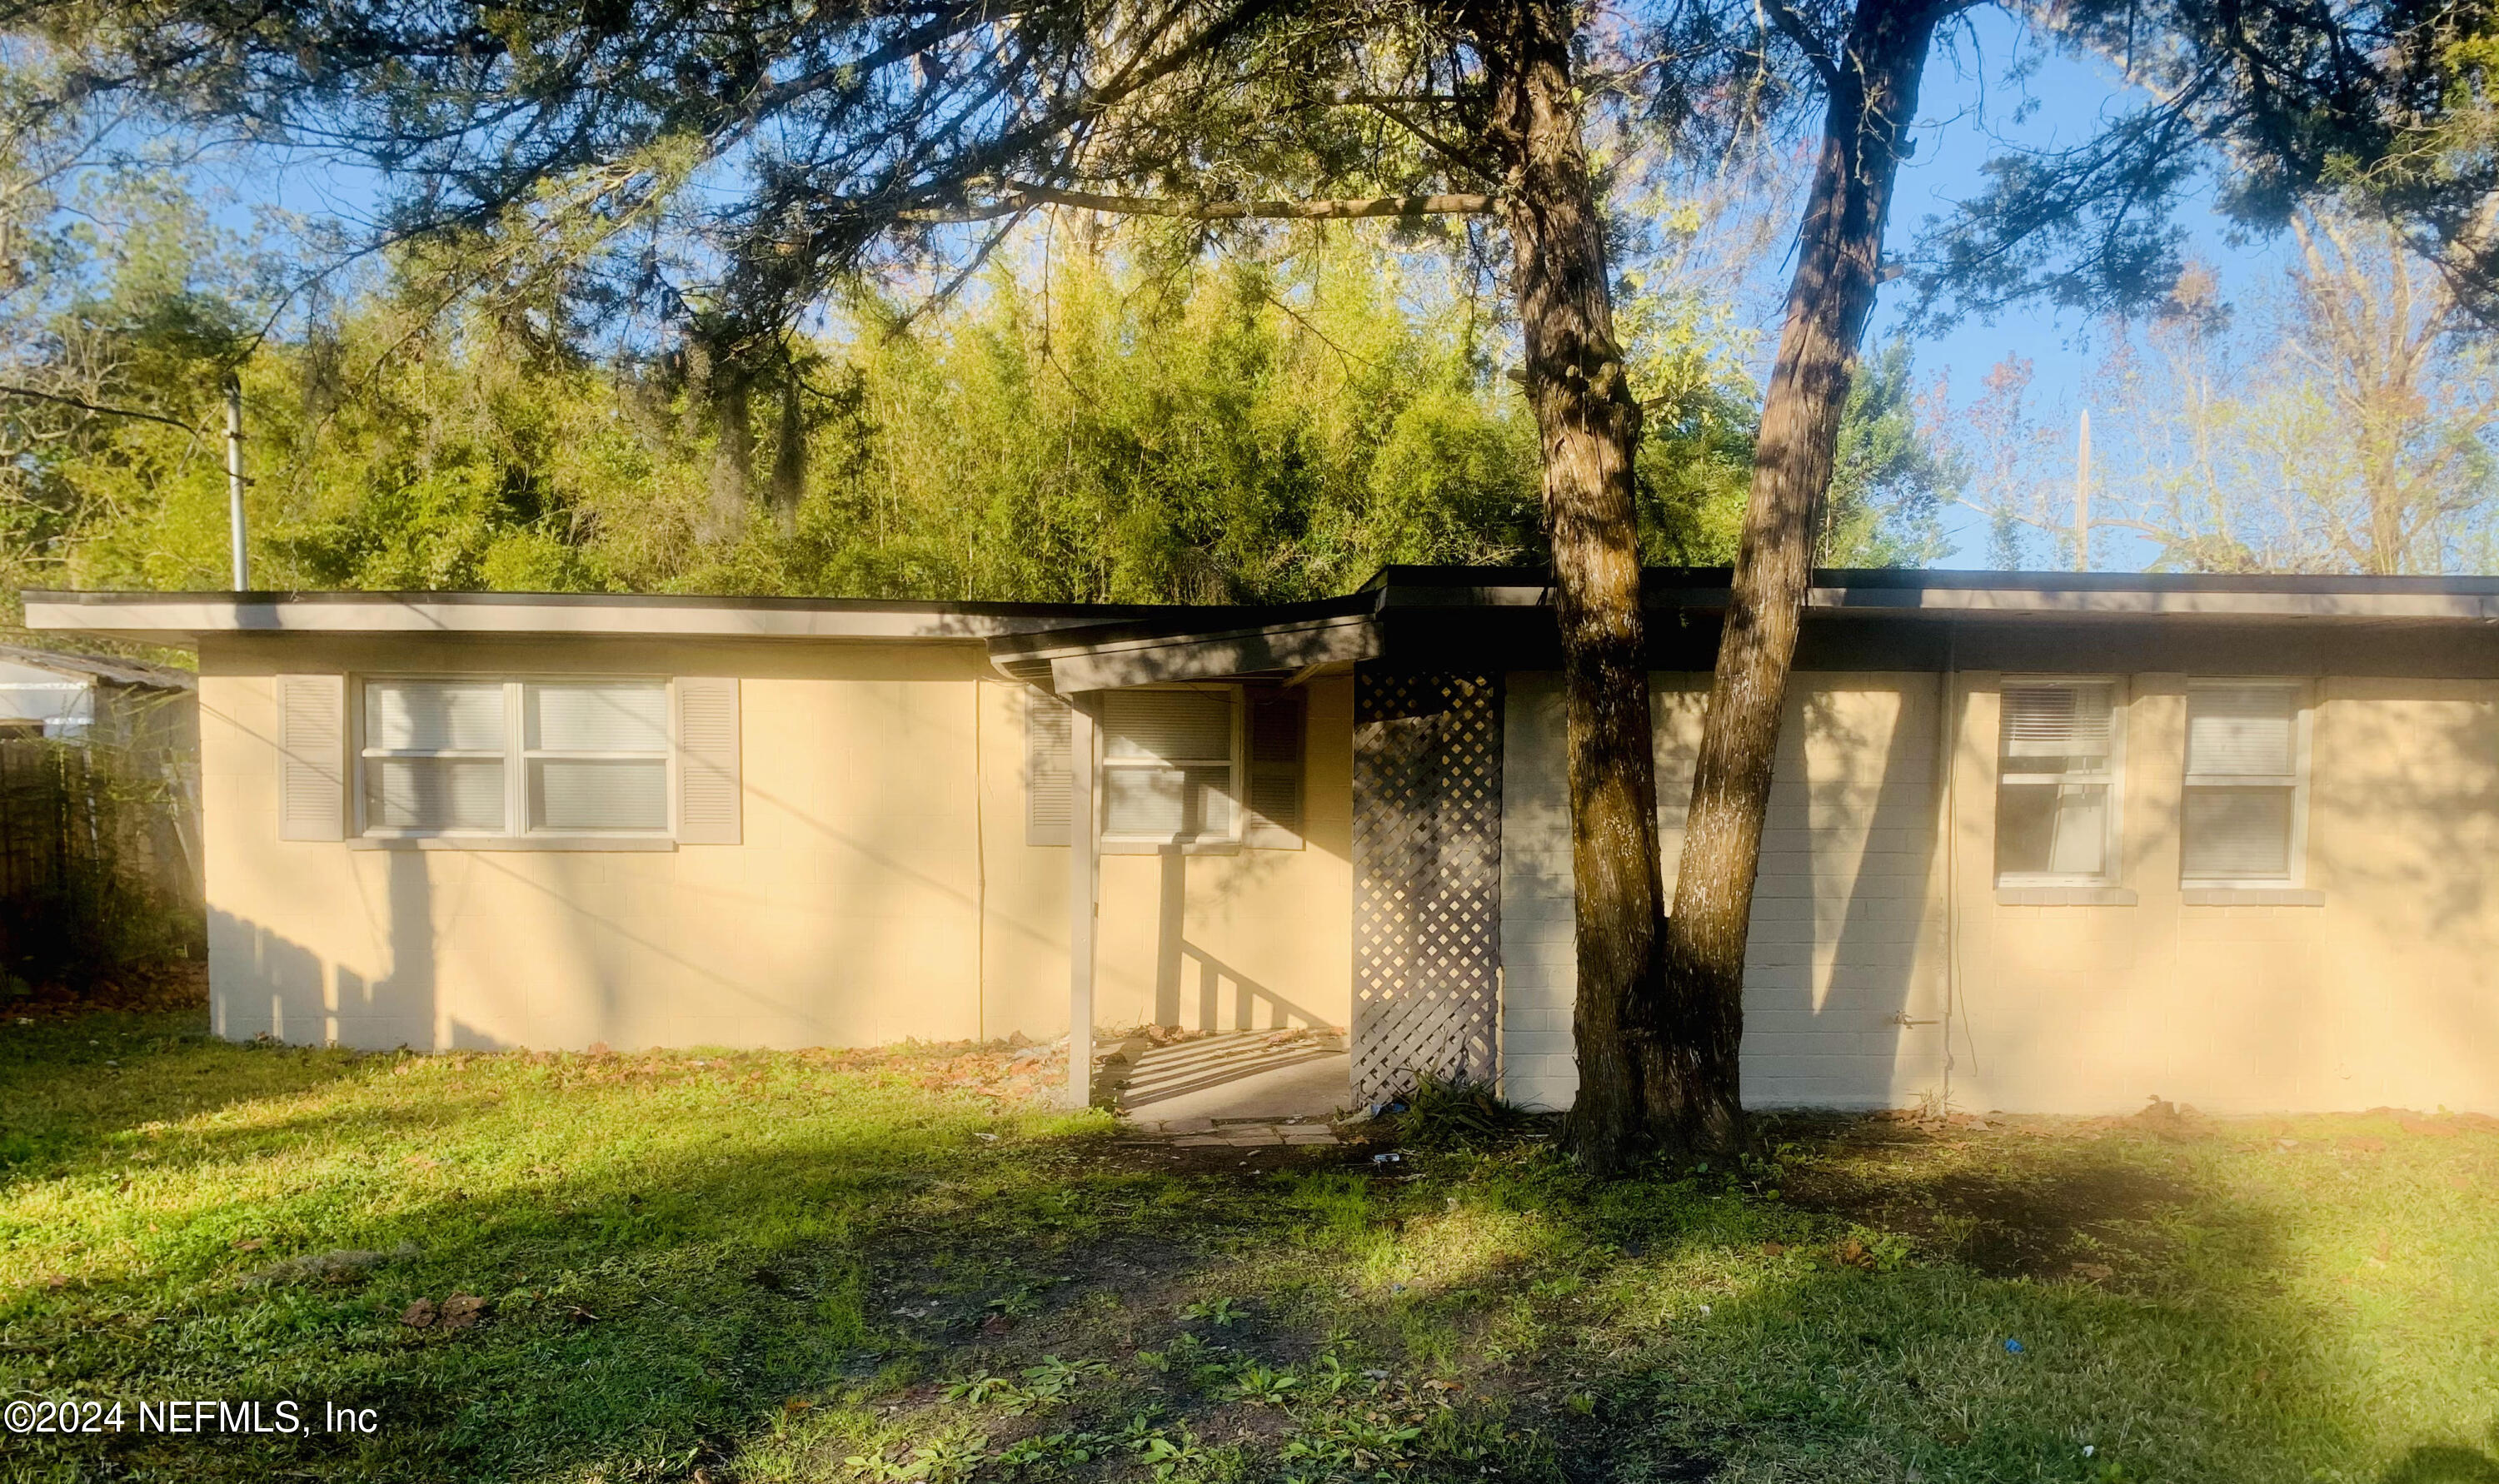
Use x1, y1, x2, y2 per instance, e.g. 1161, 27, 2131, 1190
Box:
1100, 686, 1240, 844
357, 677, 679, 839
1995, 680, 2122, 884
2182, 680, 2307, 884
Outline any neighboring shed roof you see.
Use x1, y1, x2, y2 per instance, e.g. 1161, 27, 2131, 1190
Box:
0, 640, 195, 690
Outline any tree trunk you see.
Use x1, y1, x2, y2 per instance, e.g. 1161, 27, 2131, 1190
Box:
1655, 0, 1943, 1150
1470, 0, 1663, 1173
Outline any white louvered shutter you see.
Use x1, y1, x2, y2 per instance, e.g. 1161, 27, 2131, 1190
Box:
277, 674, 347, 841
674, 677, 741, 844
1244, 690, 1306, 849
1025, 689, 1073, 846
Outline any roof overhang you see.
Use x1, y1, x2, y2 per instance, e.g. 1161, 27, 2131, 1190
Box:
990, 605, 1384, 690
29, 570, 2499, 685
1369, 568, 2499, 622
18, 590, 1181, 645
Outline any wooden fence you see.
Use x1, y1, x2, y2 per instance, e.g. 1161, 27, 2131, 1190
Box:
0, 737, 201, 985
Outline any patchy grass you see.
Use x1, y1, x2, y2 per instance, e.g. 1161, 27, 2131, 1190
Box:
3, 1012, 2497, 1484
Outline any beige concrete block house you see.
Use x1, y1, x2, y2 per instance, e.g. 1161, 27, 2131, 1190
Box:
30, 566, 2499, 1117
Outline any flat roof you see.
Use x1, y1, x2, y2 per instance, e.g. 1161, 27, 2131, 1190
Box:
18, 589, 1195, 644
26, 568, 2499, 656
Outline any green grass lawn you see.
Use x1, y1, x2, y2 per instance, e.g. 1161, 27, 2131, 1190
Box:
3, 1008, 2497, 1484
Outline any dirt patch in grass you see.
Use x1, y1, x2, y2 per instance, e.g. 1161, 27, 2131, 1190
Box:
1768, 1113, 2214, 1281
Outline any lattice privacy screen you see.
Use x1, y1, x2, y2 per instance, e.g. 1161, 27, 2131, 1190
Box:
1351, 670, 1504, 1106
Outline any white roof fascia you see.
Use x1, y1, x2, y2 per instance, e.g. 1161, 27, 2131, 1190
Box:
1799, 586, 2499, 620
1378, 582, 2499, 622
21, 595, 1055, 642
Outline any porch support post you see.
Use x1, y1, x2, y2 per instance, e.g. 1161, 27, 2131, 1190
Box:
1065, 690, 1100, 1109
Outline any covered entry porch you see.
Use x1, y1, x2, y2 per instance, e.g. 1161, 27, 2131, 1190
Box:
988, 597, 1509, 1116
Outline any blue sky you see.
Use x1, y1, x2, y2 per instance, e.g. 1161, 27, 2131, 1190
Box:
1868, 8, 2300, 567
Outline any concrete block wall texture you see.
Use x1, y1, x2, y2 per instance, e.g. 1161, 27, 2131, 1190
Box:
1501, 667, 2499, 1116
1498, 672, 1950, 1113
202, 635, 1354, 1053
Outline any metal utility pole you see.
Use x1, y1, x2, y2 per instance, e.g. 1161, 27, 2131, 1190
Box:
2074, 408, 2092, 572
224, 375, 247, 591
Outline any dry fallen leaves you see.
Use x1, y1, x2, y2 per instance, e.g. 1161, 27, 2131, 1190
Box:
401, 1298, 436, 1328
441, 1293, 487, 1330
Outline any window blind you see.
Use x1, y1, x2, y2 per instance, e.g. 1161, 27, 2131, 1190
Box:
367, 757, 506, 832
367, 680, 504, 752
2187, 685, 2297, 777
2181, 787, 2293, 879
527, 682, 670, 753
1102, 690, 1232, 762
2002, 684, 2112, 758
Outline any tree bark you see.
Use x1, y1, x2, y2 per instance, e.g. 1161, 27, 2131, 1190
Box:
1655, 0, 1944, 1150
1469, 0, 1663, 1173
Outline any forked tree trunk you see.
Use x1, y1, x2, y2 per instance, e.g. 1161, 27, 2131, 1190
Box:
1471, 0, 1665, 1173
1654, 0, 1945, 1150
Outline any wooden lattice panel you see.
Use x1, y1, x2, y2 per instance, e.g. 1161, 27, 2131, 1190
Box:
1351, 670, 1504, 1106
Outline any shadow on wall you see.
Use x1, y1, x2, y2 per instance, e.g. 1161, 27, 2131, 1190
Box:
1773, 682, 1939, 1108
213, 847, 454, 1048
1639, 679, 1937, 1110
1147, 844, 1338, 1033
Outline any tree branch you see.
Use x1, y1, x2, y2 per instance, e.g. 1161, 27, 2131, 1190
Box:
1761, 0, 1841, 91
913, 181, 1495, 222
0, 382, 201, 431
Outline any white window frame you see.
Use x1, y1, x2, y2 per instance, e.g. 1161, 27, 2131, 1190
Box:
1994, 675, 2127, 889
1097, 683, 1246, 852
354, 676, 677, 842
2180, 678, 2311, 889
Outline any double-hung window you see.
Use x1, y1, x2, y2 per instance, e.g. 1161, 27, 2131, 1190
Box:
1025, 684, 1304, 849
1100, 687, 1240, 844
360, 678, 671, 838
2181, 680, 2308, 885
1996, 679, 2122, 884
